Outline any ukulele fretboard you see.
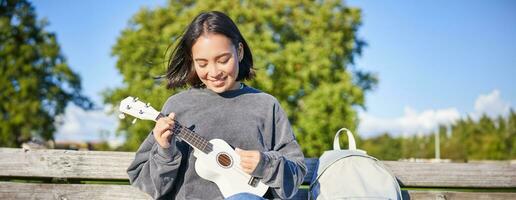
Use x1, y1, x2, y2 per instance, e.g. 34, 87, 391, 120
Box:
156, 113, 213, 154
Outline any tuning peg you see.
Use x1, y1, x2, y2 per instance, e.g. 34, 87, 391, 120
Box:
118, 113, 126, 119
132, 118, 137, 124
133, 97, 139, 102
146, 103, 150, 107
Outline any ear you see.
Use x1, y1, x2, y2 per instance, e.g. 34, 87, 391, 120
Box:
238, 43, 244, 62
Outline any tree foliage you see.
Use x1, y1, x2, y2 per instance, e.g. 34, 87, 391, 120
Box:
105, 0, 377, 155
0, 0, 92, 147
360, 111, 516, 161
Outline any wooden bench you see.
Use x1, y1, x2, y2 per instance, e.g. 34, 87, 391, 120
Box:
0, 148, 514, 199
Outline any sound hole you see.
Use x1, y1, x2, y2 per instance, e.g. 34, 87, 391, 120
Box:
217, 153, 232, 168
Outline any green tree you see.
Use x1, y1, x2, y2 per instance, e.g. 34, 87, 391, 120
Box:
359, 112, 515, 161
493, 115, 509, 159
444, 118, 471, 161
508, 110, 516, 159
360, 133, 401, 160
0, 0, 92, 147
104, 0, 377, 155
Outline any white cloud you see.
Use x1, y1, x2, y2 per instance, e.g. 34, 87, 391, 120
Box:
358, 89, 512, 138
54, 104, 123, 146
359, 107, 461, 137
471, 90, 511, 120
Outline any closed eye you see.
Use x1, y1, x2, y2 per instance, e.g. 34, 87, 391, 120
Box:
218, 57, 230, 64
196, 61, 208, 67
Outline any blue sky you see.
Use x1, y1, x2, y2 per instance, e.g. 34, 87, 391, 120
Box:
348, 0, 516, 117
31, 0, 515, 143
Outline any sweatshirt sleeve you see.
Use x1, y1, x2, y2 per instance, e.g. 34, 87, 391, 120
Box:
126, 132, 182, 199
126, 98, 182, 200
251, 102, 307, 199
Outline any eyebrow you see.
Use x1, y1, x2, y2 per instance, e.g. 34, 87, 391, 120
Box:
194, 52, 232, 62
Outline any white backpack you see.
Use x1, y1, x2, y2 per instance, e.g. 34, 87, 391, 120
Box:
309, 128, 402, 200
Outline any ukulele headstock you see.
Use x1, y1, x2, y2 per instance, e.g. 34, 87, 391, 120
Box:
119, 96, 160, 123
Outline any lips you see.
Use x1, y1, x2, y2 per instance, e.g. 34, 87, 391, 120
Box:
210, 76, 227, 87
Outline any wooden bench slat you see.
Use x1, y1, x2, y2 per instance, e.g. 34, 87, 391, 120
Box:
302, 158, 516, 188
0, 182, 151, 200
383, 161, 516, 188
403, 190, 516, 200
0, 148, 132, 180
1, 182, 514, 200
291, 189, 516, 200
1, 148, 514, 188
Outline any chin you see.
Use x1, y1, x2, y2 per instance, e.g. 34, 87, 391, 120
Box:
208, 85, 228, 93
205, 80, 236, 93
211, 88, 225, 93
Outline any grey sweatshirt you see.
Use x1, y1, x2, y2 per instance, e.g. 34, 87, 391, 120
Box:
127, 85, 307, 200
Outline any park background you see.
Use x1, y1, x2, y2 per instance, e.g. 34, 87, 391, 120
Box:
1, 0, 515, 161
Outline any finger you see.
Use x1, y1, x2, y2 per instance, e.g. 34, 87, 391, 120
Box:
240, 161, 253, 168
168, 113, 176, 121
241, 160, 258, 168
161, 130, 172, 140
240, 163, 252, 172
160, 113, 174, 124
240, 164, 253, 174
239, 151, 257, 158
239, 157, 250, 164
239, 154, 255, 160
156, 125, 170, 136
236, 148, 251, 156
239, 154, 256, 161
163, 117, 173, 125
240, 157, 258, 166
157, 122, 169, 129
242, 168, 252, 174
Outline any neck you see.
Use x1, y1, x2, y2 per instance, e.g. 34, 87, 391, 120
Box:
230, 81, 242, 90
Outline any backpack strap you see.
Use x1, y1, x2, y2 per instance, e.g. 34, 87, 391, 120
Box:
333, 128, 356, 150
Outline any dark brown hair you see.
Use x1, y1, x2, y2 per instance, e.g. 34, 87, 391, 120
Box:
165, 11, 254, 89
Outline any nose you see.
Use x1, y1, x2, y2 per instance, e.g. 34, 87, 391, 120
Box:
208, 65, 223, 78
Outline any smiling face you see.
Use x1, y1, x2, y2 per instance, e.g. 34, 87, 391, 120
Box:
191, 33, 243, 93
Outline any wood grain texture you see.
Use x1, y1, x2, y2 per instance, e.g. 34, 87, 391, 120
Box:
383, 160, 516, 188
1, 182, 513, 200
0, 148, 133, 180
0, 182, 152, 200
403, 190, 516, 200
291, 189, 516, 200
303, 158, 515, 188
1, 148, 514, 188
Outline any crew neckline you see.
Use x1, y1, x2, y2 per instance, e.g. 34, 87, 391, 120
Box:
197, 83, 249, 98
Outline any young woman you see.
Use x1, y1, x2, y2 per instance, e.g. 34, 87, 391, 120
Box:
127, 11, 306, 200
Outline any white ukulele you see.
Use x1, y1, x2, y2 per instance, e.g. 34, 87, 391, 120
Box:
119, 96, 269, 198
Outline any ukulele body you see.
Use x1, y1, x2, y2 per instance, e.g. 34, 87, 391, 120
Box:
193, 139, 269, 197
